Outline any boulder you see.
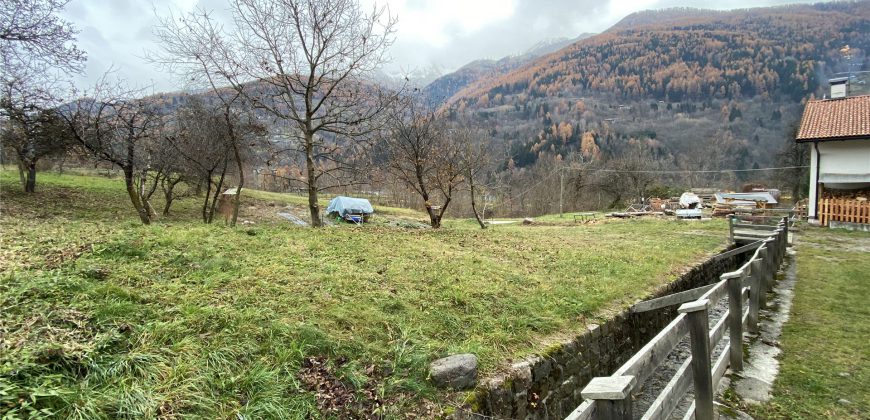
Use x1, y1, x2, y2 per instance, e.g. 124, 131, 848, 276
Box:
430, 354, 478, 390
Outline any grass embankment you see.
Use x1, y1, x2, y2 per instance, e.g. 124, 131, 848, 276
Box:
1, 171, 727, 418
746, 227, 869, 419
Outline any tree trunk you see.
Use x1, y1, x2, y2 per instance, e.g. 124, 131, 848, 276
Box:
163, 192, 175, 216
56, 155, 66, 175
202, 176, 213, 223
17, 160, 26, 189
140, 175, 158, 218
229, 129, 244, 228
162, 177, 182, 216
208, 161, 227, 224
123, 166, 151, 225
222, 107, 244, 228
469, 176, 487, 229
426, 206, 441, 229
304, 131, 322, 227
436, 194, 453, 229
24, 161, 37, 193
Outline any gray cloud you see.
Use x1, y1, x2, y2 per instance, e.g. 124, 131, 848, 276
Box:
386, 0, 820, 76
61, 0, 823, 92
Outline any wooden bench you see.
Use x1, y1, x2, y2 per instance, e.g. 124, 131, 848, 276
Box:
573, 212, 597, 222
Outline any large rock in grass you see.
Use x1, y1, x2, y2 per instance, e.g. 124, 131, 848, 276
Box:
430, 354, 478, 390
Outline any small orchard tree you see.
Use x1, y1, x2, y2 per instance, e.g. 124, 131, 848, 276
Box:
454, 126, 491, 229
0, 0, 85, 72
151, 0, 398, 227
62, 78, 162, 224
1, 0, 85, 192
383, 98, 464, 228
1, 87, 72, 192
165, 96, 263, 225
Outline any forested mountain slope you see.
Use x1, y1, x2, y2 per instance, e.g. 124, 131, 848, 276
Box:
422, 34, 593, 105
418, 3, 868, 214
448, 3, 870, 106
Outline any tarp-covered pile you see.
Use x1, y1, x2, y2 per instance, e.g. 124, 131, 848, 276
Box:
326, 196, 374, 218
679, 192, 702, 209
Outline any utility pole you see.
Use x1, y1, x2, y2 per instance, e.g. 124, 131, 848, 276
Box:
559, 168, 565, 219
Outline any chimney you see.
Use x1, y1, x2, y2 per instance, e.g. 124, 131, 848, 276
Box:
829, 77, 849, 99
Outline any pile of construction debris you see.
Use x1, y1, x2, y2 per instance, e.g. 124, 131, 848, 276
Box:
606, 187, 787, 220
711, 189, 779, 217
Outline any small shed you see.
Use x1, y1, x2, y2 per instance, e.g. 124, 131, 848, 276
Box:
326, 196, 374, 224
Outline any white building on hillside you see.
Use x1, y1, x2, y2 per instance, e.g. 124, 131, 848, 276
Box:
796, 91, 870, 226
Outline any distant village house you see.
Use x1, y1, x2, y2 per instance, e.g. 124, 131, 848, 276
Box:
796, 80, 870, 228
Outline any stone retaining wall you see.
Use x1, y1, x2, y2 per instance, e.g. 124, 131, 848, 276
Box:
459, 250, 744, 419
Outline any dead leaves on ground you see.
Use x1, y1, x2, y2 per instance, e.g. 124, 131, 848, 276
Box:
297, 356, 385, 419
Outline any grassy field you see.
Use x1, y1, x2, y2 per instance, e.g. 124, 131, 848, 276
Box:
1, 171, 728, 418
742, 227, 870, 419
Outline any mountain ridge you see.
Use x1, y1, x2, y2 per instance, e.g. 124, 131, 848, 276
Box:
421, 33, 594, 105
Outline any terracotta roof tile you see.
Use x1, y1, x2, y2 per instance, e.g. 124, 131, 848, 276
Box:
795, 95, 870, 141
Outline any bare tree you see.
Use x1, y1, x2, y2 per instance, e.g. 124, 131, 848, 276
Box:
1, 0, 85, 192
1, 77, 71, 192
164, 97, 262, 224
0, 0, 85, 73
594, 146, 661, 209
144, 130, 189, 216
151, 0, 398, 227
168, 98, 232, 224
775, 123, 809, 201
454, 126, 491, 229
62, 78, 162, 224
383, 99, 464, 228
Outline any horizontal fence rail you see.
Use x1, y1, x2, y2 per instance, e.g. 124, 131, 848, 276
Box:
568, 217, 789, 420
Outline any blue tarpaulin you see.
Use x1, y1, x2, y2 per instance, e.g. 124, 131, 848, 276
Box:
326, 196, 374, 218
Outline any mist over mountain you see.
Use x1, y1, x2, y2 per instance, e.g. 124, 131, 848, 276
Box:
422, 34, 595, 105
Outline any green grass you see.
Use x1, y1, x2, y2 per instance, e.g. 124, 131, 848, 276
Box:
1, 170, 729, 418
244, 189, 427, 220
741, 227, 870, 419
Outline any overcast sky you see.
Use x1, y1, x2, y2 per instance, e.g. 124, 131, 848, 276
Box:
61, 0, 819, 93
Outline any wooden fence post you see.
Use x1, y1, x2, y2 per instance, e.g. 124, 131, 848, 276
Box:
763, 237, 776, 280
580, 375, 636, 420
747, 258, 760, 334
753, 256, 767, 309
781, 217, 789, 258
679, 299, 715, 420
728, 215, 735, 244
725, 272, 744, 372
773, 222, 785, 264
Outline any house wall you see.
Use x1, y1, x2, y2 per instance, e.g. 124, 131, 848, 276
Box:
809, 139, 870, 219
818, 140, 870, 184
809, 143, 818, 218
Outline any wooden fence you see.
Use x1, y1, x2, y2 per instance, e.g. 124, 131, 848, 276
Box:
818, 198, 870, 226
566, 217, 789, 420
728, 215, 789, 244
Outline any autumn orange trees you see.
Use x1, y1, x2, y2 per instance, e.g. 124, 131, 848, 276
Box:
448, 3, 869, 107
